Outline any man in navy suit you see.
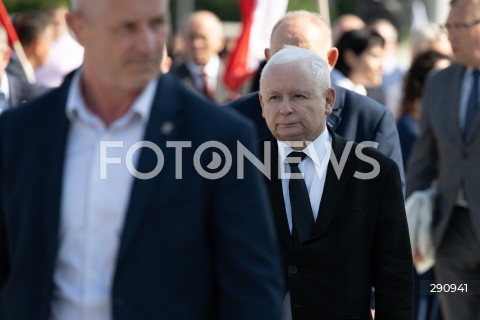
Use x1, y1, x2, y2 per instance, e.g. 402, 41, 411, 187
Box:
258, 44, 413, 320
226, 11, 404, 190
0, 0, 283, 319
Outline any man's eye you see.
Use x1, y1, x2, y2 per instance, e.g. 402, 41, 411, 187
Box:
293, 94, 306, 99
268, 96, 279, 102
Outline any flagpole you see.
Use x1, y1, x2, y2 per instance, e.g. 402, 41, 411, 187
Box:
0, 0, 36, 83
316, 0, 331, 27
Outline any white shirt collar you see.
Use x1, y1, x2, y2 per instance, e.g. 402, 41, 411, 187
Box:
185, 55, 220, 78
277, 127, 331, 168
65, 69, 157, 126
1, 71, 10, 101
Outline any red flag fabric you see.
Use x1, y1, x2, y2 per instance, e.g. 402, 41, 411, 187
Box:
224, 0, 288, 91
0, 0, 19, 46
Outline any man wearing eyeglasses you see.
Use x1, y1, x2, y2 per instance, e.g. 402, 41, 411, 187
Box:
407, 1, 480, 319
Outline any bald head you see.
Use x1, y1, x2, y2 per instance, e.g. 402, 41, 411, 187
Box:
331, 14, 365, 46
268, 11, 337, 69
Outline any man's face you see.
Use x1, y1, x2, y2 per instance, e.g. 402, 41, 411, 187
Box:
347, 44, 384, 87
36, 24, 55, 68
71, 0, 168, 93
184, 14, 224, 67
446, 2, 480, 67
260, 62, 334, 144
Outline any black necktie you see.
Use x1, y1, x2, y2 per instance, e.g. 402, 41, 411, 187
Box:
463, 69, 480, 141
287, 151, 314, 243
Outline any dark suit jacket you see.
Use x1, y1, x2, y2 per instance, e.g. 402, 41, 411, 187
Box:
407, 63, 480, 246
170, 60, 232, 103
261, 128, 413, 320
0, 73, 283, 320
7, 72, 47, 107
226, 84, 405, 190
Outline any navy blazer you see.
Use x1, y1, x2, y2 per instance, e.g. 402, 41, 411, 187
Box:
0, 74, 283, 320
226, 83, 405, 190
261, 128, 413, 319
7, 72, 47, 107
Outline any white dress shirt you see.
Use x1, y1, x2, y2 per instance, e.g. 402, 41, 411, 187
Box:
50, 70, 157, 320
185, 55, 220, 94
277, 128, 332, 320
0, 71, 10, 114
331, 68, 367, 96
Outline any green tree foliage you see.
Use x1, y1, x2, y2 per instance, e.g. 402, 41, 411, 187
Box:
4, 0, 69, 13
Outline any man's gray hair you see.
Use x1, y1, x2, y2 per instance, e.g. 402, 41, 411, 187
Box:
260, 45, 331, 92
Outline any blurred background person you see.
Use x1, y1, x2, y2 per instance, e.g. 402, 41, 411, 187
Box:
407, 0, 480, 318
411, 23, 453, 59
368, 18, 405, 118
398, 50, 452, 169
7, 10, 54, 82
332, 27, 385, 96
331, 13, 365, 46
34, 3, 84, 88
0, 25, 45, 114
170, 10, 234, 103
399, 51, 452, 320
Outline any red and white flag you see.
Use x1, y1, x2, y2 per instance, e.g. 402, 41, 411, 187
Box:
224, 0, 288, 91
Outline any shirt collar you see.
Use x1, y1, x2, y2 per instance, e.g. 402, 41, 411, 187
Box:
186, 55, 220, 78
65, 69, 157, 125
1, 71, 9, 100
277, 127, 332, 168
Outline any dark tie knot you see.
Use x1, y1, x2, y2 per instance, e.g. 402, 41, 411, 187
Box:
286, 151, 307, 169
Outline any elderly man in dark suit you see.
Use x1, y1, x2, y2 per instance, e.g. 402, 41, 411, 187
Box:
258, 45, 413, 320
407, 1, 480, 318
0, 0, 283, 319
226, 11, 405, 191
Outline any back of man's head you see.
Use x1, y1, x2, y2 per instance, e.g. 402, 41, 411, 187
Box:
268, 11, 337, 70
13, 11, 52, 49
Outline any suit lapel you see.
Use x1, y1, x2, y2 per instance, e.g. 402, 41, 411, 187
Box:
310, 128, 354, 240
40, 81, 71, 271
115, 75, 184, 267
261, 137, 295, 253
449, 65, 466, 144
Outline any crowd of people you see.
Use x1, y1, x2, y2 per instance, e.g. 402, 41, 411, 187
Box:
1, 0, 479, 319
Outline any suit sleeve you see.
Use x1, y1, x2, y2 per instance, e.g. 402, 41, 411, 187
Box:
0, 114, 9, 289
210, 119, 283, 320
374, 108, 406, 194
405, 76, 439, 198
372, 161, 414, 320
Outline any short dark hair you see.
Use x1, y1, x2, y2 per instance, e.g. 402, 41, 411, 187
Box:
400, 50, 452, 118
13, 11, 52, 48
335, 27, 385, 77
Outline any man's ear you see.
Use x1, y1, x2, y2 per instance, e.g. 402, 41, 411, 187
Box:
327, 47, 339, 70
259, 93, 266, 118
264, 48, 271, 61
325, 87, 336, 115
66, 11, 86, 46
